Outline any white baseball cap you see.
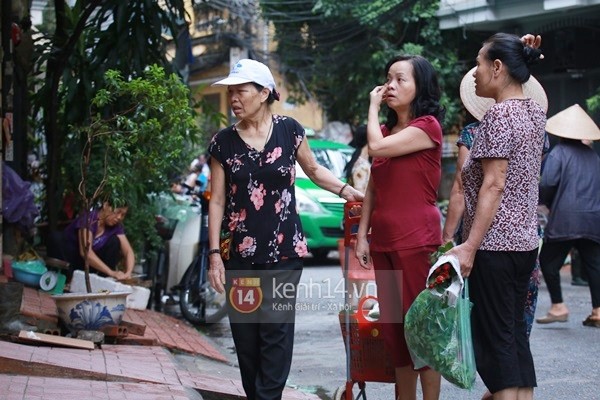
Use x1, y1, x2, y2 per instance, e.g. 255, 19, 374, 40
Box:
212, 59, 280, 100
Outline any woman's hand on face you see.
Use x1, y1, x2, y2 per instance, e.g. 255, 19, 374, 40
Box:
369, 84, 388, 108
208, 255, 226, 294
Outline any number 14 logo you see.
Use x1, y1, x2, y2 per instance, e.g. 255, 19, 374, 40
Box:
229, 277, 263, 313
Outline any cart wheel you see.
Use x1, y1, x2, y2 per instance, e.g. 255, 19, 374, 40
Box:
333, 385, 352, 400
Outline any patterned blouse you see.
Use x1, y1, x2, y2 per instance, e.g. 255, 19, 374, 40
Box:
461, 99, 546, 251
208, 115, 309, 264
457, 122, 477, 150
458, 121, 549, 155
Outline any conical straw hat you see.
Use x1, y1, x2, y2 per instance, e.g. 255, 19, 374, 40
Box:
545, 104, 600, 141
460, 67, 548, 121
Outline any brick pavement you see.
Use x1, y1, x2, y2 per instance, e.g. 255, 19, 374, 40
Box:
0, 340, 318, 399
2, 273, 226, 362
0, 375, 199, 400
0, 276, 320, 399
121, 308, 228, 362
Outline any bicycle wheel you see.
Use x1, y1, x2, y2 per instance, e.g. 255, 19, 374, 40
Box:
179, 254, 227, 325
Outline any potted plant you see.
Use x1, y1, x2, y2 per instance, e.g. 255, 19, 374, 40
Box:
52, 66, 200, 334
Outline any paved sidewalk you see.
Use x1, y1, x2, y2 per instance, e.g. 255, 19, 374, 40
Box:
0, 340, 314, 399
0, 375, 199, 400
121, 308, 227, 362
0, 277, 320, 400
10, 276, 226, 362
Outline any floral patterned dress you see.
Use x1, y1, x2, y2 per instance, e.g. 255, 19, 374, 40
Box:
208, 115, 309, 264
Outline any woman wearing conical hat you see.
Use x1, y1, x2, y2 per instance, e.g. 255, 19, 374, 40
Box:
535, 104, 600, 329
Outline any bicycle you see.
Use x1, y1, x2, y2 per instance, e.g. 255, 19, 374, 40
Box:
177, 190, 227, 325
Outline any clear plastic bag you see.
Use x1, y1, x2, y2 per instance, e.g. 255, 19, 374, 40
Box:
454, 280, 476, 389
405, 255, 476, 389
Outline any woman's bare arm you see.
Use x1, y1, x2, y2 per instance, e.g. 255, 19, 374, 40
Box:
442, 145, 469, 243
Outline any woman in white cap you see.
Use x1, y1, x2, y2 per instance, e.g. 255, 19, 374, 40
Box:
535, 104, 600, 329
445, 33, 546, 400
206, 58, 363, 400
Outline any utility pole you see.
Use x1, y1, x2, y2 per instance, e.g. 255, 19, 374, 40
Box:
0, 0, 14, 261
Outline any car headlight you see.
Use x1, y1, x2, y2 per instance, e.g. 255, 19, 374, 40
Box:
296, 189, 325, 214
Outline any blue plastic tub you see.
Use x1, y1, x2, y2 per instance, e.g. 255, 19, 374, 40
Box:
11, 260, 47, 288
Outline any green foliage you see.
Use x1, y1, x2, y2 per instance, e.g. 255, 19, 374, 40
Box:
429, 241, 455, 265
262, 0, 464, 129
29, 0, 225, 253
30, 0, 194, 229
73, 66, 198, 252
586, 87, 600, 113
405, 282, 475, 389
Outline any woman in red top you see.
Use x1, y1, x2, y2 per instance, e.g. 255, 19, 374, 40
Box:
355, 55, 445, 400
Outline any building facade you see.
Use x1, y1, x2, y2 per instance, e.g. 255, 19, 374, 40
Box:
185, 2, 324, 133
438, 0, 600, 122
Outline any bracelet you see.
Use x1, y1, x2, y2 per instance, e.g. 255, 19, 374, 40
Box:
208, 249, 221, 256
338, 183, 349, 198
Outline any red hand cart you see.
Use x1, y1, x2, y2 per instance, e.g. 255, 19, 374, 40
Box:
333, 202, 396, 400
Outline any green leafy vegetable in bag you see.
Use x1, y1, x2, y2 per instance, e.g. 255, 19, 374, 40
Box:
405, 253, 476, 390
429, 241, 454, 265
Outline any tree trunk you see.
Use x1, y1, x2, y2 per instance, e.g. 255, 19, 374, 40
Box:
43, 0, 103, 231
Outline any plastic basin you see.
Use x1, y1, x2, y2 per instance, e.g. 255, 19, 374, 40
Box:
11, 260, 48, 288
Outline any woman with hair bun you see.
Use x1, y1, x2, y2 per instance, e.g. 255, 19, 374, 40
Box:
446, 33, 546, 399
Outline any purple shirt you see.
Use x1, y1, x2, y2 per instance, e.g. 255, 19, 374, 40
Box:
64, 209, 125, 257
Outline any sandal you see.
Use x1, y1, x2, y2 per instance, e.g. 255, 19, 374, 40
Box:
536, 312, 569, 324
582, 315, 600, 328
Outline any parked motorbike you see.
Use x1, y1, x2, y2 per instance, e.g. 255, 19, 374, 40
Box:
177, 190, 227, 324
150, 190, 226, 325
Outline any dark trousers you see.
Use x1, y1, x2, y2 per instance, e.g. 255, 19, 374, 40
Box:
225, 257, 303, 400
470, 249, 537, 393
570, 248, 588, 281
539, 238, 600, 307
